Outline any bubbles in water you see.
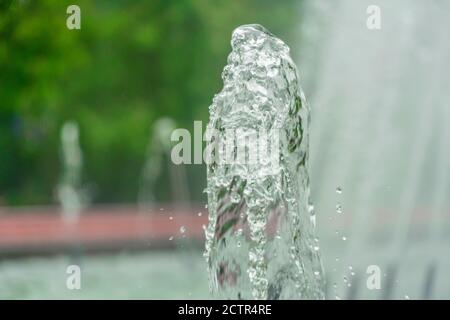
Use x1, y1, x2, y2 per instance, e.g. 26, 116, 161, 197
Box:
404, 295, 410, 300
342, 236, 347, 241
309, 215, 316, 227
204, 24, 324, 300
180, 226, 186, 234
169, 216, 173, 220
336, 204, 343, 214
169, 236, 174, 241
336, 186, 342, 194
197, 212, 202, 216
310, 214, 317, 227
230, 192, 241, 204
308, 204, 315, 215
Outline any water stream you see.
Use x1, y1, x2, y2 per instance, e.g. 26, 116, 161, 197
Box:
204, 24, 324, 300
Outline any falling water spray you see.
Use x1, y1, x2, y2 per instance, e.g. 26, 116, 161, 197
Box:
58, 121, 86, 262
58, 121, 83, 224
204, 24, 324, 299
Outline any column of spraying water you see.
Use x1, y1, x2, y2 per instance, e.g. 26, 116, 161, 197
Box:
58, 121, 84, 262
204, 24, 324, 300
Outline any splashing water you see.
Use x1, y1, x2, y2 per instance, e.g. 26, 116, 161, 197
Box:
58, 121, 84, 224
204, 24, 324, 299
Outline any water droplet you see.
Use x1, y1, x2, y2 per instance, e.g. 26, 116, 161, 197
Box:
313, 246, 320, 251
230, 193, 241, 203
342, 236, 347, 241
348, 265, 353, 271
169, 216, 173, 220
180, 226, 186, 234
336, 186, 342, 194
336, 204, 343, 214
169, 236, 174, 241
197, 212, 202, 216
237, 241, 241, 248
335, 257, 340, 262
310, 215, 316, 227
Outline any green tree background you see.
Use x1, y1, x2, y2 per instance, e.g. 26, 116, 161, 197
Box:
0, 0, 299, 206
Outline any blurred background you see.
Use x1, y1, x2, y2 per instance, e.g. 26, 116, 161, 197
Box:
0, 0, 449, 299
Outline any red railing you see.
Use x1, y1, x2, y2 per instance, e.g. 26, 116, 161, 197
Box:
0, 205, 207, 255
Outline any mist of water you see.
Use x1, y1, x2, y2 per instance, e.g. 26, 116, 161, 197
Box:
297, 0, 450, 299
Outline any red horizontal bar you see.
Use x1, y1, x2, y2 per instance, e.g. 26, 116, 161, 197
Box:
0, 205, 207, 249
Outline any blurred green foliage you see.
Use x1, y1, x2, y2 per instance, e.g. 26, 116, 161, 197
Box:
0, 0, 299, 206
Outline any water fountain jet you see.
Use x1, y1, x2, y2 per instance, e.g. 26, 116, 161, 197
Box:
204, 24, 324, 300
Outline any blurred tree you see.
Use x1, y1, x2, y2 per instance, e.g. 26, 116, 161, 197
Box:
0, 0, 299, 206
